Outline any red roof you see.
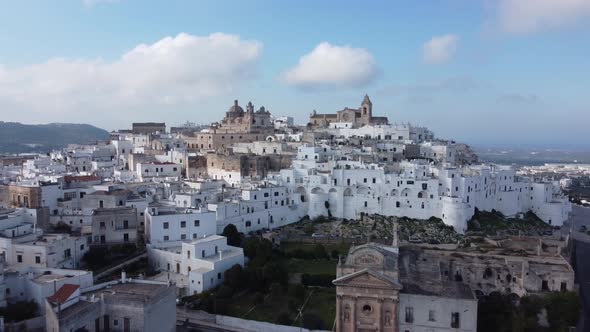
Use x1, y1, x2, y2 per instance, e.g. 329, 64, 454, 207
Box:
47, 284, 79, 304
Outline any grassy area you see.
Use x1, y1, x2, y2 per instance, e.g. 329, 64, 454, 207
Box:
467, 210, 552, 236
286, 259, 337, 275
225, 288, 335, 330
282, 241, 351, 257
296, 288, 336, 329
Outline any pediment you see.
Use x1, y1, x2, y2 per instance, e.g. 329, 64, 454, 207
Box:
334, 269, 402, 290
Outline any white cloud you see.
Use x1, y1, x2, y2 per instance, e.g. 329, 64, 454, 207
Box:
494, 0, 590, 34
422, 34, 458, 64
0, 33, 262, 127
282, 42, 378, 89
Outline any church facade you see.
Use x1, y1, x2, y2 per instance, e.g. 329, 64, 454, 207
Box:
333, 227, 478, 332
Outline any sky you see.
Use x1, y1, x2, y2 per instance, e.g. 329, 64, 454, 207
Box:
0, 0, 589, 149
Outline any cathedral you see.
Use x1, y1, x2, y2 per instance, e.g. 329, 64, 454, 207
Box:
309, 95, 389, 128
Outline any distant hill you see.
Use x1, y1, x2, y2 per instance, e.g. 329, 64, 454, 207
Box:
0, 122, 110, 153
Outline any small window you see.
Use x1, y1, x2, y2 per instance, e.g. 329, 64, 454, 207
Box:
163, 222, 169, 229
163, 235, 169, 241
451, 312, 460, 328
181, 221, 186, 228
405, 307, 414, 323
194, 220, 200, 227
35, 256, 41, 264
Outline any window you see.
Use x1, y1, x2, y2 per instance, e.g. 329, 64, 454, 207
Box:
396, 201, 400, 208
193, 233, 197, 239
264, 193, 269, 197
123, 220, 129, 229
274, 192, 279, 197
181, 234, 186, 240
194, 220, 200, 227
363, 178, 367, 183
405, 307, 414, 323
163, 222, 169, 229
164, 235, 169, 241
180, 221, 186, 228
218, 272, 221, 280
451, 312, 460, 328
35, 256, 41, 264
202, 250, 205, 258
429, 310, 436, 321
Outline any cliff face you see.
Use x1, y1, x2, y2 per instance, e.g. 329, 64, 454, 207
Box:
0, 122, 110, 153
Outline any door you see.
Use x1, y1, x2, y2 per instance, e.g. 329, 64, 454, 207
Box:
124, 317, 130, 332
103, 315, 110, 332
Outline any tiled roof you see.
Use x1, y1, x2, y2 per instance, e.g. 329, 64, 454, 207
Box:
47, 284, 79, 304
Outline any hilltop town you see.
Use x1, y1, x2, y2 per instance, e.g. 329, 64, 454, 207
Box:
0, 96, 578, 331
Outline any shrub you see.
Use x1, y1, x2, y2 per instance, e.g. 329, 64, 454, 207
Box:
331, 249, 340, 259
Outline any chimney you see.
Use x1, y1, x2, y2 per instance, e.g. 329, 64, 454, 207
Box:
121, 271, 126, 283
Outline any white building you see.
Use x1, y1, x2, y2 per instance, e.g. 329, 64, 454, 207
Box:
136, 162, 182, 181
280, 155, 571, 233
4, 266, 93, 309
145, 205, 217, 246
147, 235, 244, 295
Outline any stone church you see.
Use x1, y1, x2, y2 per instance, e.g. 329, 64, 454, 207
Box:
333, 225, 478, 332
309, 95, 389, 128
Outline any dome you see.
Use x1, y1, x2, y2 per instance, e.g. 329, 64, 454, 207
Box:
227, 99, 244, 114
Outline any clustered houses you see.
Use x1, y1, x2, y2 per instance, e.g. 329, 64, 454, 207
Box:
0, 95, 576, 330
280, 145, 571, 233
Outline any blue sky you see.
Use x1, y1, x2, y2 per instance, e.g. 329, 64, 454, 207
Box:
0, 0, 589, 148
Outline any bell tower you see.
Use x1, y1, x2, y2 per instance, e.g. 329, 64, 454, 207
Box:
360, 94, 373, 125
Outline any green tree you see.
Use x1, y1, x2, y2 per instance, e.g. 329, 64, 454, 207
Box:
222, 224, 242, 247
224, 264, 246, 290
312, 244, 327, 259
545, 291, 579, 331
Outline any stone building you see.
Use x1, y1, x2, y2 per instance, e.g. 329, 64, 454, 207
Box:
183, 100, 275, 151
132, 122, 166, 134
206, 152, 293, 185
6, 183, 42, 208
334, 226, 478, 332
309, 95, 388, 129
